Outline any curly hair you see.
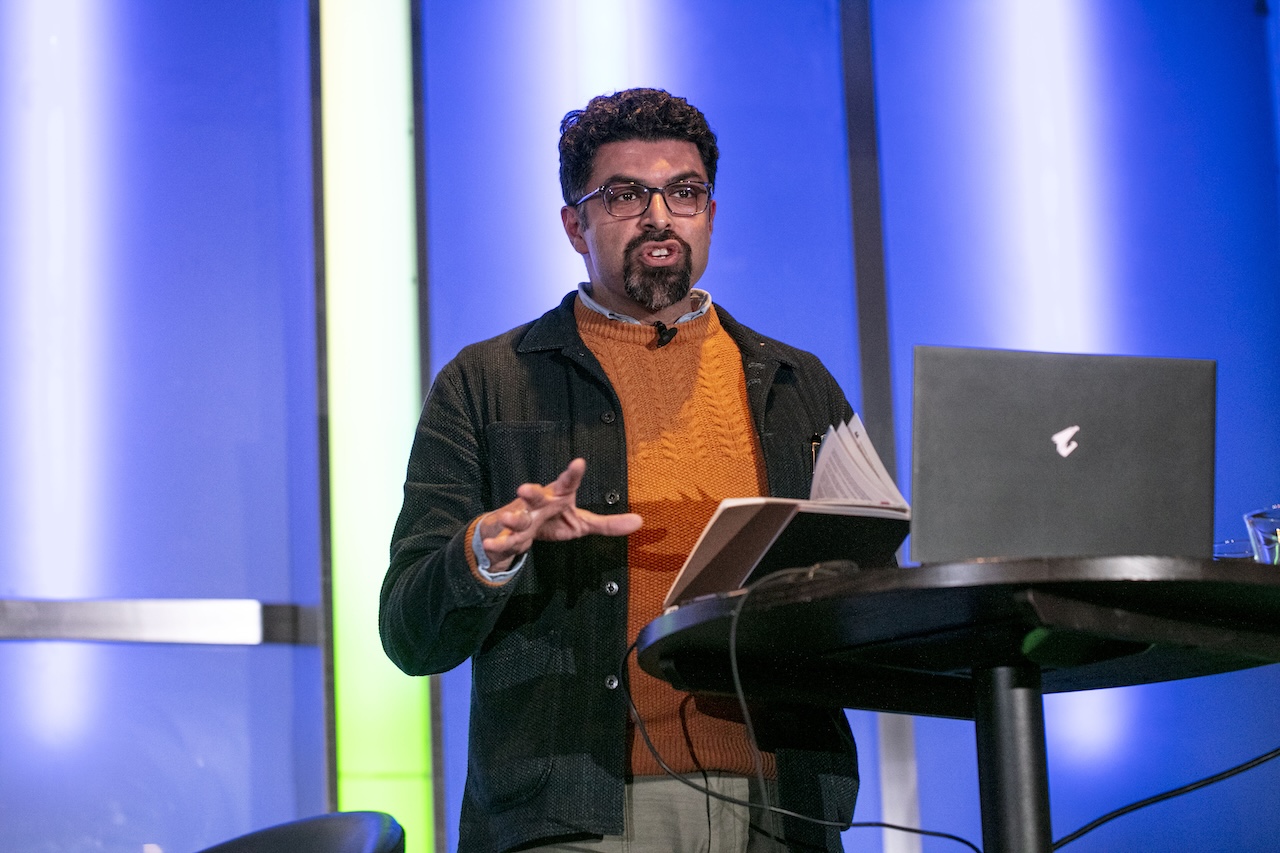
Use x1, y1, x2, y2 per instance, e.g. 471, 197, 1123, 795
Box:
558, 88, 719, 206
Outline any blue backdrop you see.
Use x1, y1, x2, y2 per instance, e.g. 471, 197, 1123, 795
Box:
422, 1, 1280, 851
3, 1, 1278, 851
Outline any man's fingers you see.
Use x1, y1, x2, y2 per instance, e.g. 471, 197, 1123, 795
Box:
487, 460, 642, 550
481, 531, 527, 561
516, 458, 587, 507
579, 510, 643, 537
550, 458, 587, 494
499, 506, 533, 532
478, 502, 532, 541
478, 508, 507, 538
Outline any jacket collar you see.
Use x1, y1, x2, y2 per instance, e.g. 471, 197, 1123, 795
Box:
714, 303, 798, 370
516, 291, 586, 354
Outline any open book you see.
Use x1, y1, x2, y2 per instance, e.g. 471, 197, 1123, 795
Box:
663, 415, 910, 608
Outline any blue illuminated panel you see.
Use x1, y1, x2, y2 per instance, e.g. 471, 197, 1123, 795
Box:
873, 0, 1280, 532
872, 1, 1280, 849
0, 644, 325, 851
0, 2, 325, 850
105, 2, 321, 603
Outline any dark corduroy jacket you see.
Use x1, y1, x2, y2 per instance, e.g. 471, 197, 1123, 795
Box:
381, 292, 859, 852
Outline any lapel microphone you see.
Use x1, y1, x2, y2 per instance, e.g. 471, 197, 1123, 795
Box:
653, 321, 678, 347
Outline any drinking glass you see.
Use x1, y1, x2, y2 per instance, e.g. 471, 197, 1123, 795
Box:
1244, 505, 1280, 565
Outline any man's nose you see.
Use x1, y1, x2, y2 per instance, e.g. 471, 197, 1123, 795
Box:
640, 189, 672, 229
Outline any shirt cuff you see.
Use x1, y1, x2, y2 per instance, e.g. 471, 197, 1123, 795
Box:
471, 516, 526, 585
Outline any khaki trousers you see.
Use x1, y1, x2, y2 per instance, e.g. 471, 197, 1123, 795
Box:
524, 773, 786, 853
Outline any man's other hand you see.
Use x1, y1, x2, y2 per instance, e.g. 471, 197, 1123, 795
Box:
477, 458, 643, 572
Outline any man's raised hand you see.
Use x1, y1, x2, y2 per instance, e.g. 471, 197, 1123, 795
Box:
477, 458, 643, 572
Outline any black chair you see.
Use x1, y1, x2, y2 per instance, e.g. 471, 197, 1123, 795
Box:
194, 811, 404, 853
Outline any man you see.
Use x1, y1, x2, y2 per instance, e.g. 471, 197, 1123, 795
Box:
381, 88, 857, 852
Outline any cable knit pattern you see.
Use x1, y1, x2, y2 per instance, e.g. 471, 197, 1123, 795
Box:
576, 299, 777, 780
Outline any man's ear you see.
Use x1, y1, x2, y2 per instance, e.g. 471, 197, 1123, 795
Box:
561, 205, 590, 255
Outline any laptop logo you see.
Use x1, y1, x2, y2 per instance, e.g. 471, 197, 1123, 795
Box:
1052, 425, 1081, 457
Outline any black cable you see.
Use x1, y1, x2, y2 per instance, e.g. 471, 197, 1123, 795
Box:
702, 761, 712, 853
621, 635, 834, 827
622, 564, 983, 852
727, 567, 782, 841
1053, 744, 1280, 849
848, 820, 983, 852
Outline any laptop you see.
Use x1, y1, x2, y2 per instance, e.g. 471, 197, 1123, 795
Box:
910, 345, 1216, 564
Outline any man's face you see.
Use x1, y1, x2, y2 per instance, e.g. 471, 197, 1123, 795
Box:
561, 139, 716, 322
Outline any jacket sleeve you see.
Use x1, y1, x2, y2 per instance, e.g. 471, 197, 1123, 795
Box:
809, 351, 856, 429
379, 358, 516, 676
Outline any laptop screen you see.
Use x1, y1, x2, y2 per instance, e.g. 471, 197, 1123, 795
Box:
910, 346, 1215, 564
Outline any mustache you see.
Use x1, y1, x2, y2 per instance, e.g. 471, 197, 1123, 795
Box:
625, 230, 691, 255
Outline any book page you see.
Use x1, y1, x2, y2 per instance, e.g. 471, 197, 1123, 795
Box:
810, 417, 906, 507
833, 419, 895, 503
810, 423, 878, 502
843, 414, 908, 508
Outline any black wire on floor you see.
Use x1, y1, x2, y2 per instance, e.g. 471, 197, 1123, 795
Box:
1053, 744, 1280, 849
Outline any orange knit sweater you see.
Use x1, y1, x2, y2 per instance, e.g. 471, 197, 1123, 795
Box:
576, 299, 778, 780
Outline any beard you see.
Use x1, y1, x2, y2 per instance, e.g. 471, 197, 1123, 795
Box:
621, 230, 694, 312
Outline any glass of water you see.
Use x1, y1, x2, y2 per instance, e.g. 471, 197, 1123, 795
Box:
1244, 505, 1280, 565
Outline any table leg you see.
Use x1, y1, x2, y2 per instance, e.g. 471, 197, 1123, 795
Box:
973, 664, 1053, 853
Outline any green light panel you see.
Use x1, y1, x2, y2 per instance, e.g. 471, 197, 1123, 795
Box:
319, 1, 433, 850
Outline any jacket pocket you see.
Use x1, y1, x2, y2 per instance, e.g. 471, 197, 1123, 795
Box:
483, 421, 570, 508
467, 627, 570, 808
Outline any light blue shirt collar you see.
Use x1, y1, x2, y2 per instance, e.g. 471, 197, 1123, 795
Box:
576, 282, 712, 325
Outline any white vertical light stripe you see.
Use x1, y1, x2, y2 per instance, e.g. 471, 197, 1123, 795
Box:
503, 0, 659, 309
573, 0, 633, 101
4, 0, 109, 596
878, 713, 922, 853
3, 0, 112, 745
992, 0, 1109, 353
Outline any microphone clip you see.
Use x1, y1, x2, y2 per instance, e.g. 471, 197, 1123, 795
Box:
653, 321, 678, 348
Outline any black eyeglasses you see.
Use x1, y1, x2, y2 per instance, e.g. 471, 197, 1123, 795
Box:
573, 180, 713, 218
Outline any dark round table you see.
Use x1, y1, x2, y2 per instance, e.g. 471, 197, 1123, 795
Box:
636, 556, 1280, 853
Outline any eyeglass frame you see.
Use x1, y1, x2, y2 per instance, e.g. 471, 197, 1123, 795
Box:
572, 180, 714, 218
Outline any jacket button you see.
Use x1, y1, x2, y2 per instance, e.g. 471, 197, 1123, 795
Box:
604, 580, 619, 596
605, 490, 621, 505
604, 675, 619, 690
600, 411, 616, 424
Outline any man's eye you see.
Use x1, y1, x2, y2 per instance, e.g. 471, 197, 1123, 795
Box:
668, 185, 697, 200
611, 188, 641, 203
